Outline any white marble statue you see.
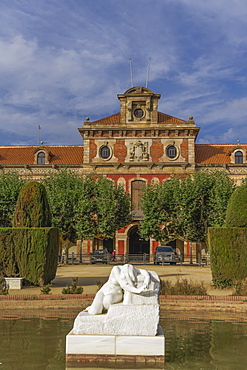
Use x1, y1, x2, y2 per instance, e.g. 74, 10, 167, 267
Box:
85, 264, 153, 315
72, 264, 160, 336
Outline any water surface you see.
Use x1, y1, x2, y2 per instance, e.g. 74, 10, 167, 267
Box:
0, 311, 247, 369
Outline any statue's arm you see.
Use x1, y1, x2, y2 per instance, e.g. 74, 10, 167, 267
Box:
120, 282, 145, 294
140, 269, 151, 289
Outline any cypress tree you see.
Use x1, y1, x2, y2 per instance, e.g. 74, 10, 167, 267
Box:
225, 185, 247, 227
13, 181, 51, 227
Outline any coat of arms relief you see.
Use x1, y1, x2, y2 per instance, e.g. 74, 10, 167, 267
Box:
129, 141, 149, 161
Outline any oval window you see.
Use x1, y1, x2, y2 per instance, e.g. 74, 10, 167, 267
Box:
166, 145, 177, 159
100, 146, 111, 160
134, 108, 144, 118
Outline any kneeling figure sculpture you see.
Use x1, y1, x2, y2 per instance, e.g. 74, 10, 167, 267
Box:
66, 264, 164, 365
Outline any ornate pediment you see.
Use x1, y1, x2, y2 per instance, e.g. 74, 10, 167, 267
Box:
124, 86, 154, 95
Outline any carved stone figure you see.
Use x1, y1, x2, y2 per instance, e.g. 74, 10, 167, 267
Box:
129, 141, 149, 161
85, 264, 152, 315
129, 142, 135, 161
146, 99, 151, 120
143, 141, 149, 160
127, 101, 132, 121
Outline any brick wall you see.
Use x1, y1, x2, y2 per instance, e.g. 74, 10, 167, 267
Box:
150, 139, 164, 162
180, 139, 189, 161
114, 140, 127, 162
89, 140, 97, 162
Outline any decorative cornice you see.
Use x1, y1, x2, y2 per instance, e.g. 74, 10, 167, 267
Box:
89, 162, 190, 170
79, 127, 200, 139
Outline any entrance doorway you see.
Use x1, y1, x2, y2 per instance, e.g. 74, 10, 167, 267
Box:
167, 240, 176, 250
103, 238, 114, 253
129, 226, 149, 255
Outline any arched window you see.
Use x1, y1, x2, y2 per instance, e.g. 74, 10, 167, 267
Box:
99, 145, 111, 160
37, 152, 45, 164
235, 151, 243, 164
166, 145, 177, 159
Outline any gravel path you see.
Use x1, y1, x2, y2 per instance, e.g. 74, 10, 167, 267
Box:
8, 264, 234, 296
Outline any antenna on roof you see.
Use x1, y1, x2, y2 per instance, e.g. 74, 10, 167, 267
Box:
130, 59, 134, 87
146, 58, 151, 88
38, 125, 41, 145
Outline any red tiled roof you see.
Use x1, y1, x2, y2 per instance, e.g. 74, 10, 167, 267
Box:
91, 112, 187, 125
0, 145, 84, 165
92, 113, 120, 125
1, 143, 245, 166
158, 112, 187, 124
195, 144, 247, 163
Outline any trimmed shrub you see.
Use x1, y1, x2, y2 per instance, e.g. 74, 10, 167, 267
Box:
233, 279, 247, 296
208, 227, 247, 288
13, 181, 51, 228
160, 278, 207, 295
40, 284, 52, 294
0, 228, 59, 285
62, 277, 83, 294
225, 185, 247, 227
0, 276, 8, 295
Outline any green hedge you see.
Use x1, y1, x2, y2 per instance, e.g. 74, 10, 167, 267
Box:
225, 185, 247, 227
0, 227, 59, 285
208, 227, 247, 287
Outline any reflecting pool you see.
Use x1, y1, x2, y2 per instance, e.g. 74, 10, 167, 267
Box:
1, 311, 247, 369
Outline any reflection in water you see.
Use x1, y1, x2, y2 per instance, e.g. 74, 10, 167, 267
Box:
0, 312, 247, 369
0, 317, 72, 370
162, 313, 247, 370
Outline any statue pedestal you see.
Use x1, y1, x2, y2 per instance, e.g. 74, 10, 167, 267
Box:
65, 265, 165, 367
66, 325, 165, 367
72, 303, 160, 336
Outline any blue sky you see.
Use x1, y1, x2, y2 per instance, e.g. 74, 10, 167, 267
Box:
1, 0, 247, 146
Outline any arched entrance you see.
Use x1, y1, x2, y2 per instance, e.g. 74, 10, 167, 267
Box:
128, 225, 150, 255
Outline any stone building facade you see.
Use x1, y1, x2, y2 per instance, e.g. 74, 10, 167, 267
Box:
1, 86, 247, 259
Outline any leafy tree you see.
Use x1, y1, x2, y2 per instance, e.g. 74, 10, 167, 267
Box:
139, 170, 234, 244
0, 171, 24, 227
42, 169, 85, 241
75, 176, 132, 240
43, 171, 132, 244
225, 184, 247, 227
139, 177, 179, 243
13, 181, 51, 227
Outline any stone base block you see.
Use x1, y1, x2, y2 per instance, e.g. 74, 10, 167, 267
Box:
5, 277, 23, 289
73, 303, 160, 336
66, 325, 165, 367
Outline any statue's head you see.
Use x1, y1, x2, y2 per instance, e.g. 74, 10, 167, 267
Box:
121, 264, 138, 286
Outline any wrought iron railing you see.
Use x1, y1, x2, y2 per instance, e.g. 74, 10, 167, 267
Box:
58, 253, 210, 266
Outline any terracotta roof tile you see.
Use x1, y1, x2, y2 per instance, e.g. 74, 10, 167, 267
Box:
91, 111, 187, 125
92, 113, 120, 125
158, 112, 187, 124
0, 145, 84, 165
195, 144, 247, 163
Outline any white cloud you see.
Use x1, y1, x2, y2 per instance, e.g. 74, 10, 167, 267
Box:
0, 0, 247, 144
